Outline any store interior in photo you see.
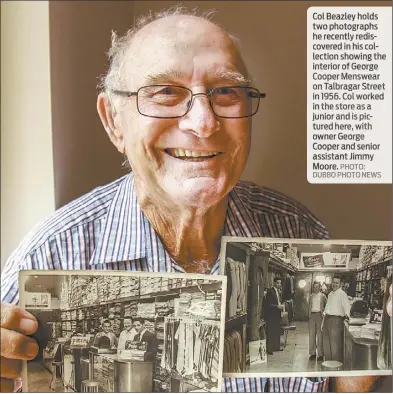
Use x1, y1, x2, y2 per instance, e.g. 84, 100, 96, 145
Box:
23, 274, 223, 393
222, 241, 392, 374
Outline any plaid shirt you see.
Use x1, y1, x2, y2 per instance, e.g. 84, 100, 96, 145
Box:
1, 173, 329, 392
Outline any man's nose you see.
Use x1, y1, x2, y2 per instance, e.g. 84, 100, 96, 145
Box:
178, 94, 219, 138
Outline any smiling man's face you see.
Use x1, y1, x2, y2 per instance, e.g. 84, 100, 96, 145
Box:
109, 15, 251, 207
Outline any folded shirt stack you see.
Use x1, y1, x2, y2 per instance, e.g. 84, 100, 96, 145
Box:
124, 301, 138, 318
107, 277, 122, 301
120, 277, 140, 298
156, 301, 173, 317
137, 302, 156, 318
140, 277, 163, 295
144, 319, 156, 333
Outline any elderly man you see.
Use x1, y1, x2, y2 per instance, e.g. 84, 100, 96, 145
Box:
0, 6, 383, 393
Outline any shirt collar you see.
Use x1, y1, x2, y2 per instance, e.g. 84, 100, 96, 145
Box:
90, 173, 262, 270
140, 329, 147, 338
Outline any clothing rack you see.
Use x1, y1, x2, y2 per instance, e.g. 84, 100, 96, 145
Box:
160, 317, 220, 386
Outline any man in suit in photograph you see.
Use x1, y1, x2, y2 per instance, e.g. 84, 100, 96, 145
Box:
132, 317, 158, 361
264, 277, 284, 355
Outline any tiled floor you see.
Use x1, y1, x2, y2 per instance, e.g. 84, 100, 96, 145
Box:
247, 321, 324, 373
26, 362, 71, 392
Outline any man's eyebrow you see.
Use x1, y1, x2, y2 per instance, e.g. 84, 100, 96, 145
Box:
143, 69, 252, 85
144, 70, 184, 85
213, 69, 252, 85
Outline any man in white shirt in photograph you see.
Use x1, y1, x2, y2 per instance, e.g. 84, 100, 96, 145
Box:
322, 275, 351, 362
117, 318, 136, 355
308, 282, 327, 361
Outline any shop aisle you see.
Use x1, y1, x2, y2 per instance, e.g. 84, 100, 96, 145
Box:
27, 362, 71, 392
248, 321, 323, 373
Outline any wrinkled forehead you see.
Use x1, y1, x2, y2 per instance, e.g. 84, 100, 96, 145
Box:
123, 15, 246, 87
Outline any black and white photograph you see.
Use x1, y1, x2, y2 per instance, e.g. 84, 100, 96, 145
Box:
19, 271, 226, 393
249, 340, 267, 367
220, 237, 392, 377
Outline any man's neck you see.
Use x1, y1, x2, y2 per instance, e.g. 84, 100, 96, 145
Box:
135, 180, 228, 273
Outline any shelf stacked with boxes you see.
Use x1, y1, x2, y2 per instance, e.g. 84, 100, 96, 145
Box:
355, 245, 392, 309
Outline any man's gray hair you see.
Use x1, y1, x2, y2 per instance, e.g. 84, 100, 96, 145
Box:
98, 4, 244, 99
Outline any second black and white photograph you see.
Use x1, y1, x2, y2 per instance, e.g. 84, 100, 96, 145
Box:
19, 271, 226, 393
220, 237, 392, 377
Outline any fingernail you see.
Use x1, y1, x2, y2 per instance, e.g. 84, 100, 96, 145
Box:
20, 308, 36, 319
26, 341, 39, 358
20, 317, 38, 333
14, 378, 22, 392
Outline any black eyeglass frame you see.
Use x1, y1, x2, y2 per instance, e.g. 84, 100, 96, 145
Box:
111, 85, 266, 119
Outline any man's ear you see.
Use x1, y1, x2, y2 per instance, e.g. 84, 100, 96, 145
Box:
97, 93, 125, 154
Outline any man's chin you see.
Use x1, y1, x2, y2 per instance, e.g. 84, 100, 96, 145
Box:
170, 177, 229, 207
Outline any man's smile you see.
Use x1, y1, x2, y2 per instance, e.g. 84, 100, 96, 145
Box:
164, 148, 224, 161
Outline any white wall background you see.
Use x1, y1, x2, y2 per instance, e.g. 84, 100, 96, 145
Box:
1, 1, 55, 271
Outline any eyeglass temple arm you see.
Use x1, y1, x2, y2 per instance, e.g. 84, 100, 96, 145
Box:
111, 90, 137, 97
112, 90, 266, 98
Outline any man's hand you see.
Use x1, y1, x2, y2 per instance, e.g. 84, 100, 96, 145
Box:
331, 376, 378, 392
0, 302, 39, 392
277, 305, 284, 310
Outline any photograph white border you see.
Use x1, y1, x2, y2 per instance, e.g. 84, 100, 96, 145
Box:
219, 236, 392, 378
19, 269, 227, 392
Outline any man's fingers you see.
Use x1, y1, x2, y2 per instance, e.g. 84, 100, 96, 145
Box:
1, 303, 38, 335
0, 357, 22, 379
0, 328, 39, 360
0, 378, 15, 393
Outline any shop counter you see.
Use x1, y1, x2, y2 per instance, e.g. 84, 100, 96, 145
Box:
344, 321, 379, 370
89, 352, 154, 392
63, 345, 90, 392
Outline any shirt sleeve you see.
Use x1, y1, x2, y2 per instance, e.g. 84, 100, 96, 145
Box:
322, 294, 329, 316
1, 251, 28, 305
221, 377, 329, 392
342, 291, 351, 317
117, 332, 125, 351
267, 377, 329, 392
222, 377, 268, 392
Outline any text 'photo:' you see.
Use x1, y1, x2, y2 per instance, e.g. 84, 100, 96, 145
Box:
19, 271, 227, 393
220, 238, 392, 376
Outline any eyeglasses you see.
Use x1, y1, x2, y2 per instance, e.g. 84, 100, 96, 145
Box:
111, 85, 266, 119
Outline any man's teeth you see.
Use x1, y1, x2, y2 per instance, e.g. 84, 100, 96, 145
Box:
169, 149, 220, 158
